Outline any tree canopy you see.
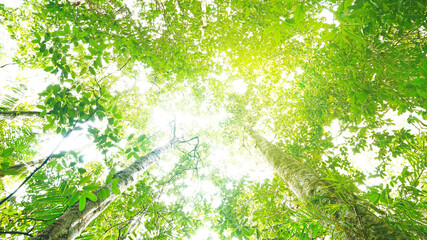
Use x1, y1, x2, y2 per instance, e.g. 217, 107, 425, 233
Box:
0, 0, 426, 239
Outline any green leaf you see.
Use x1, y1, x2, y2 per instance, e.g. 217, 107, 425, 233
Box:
365, 192, 380, 204
112, 185, 120, 195
356, 91, 368, 103
44, 66, 54, 72
140, 144, 147, 152
78, 168, 86, 174
65, 23, 70, 34
36, 104, 46, 110
89, 66, 96, 75
2, 169, 21, 175
40, 43, 46, 53
69, 151, 78, 159
98, 188, 106, 200
137, 134, 147, 142
294, 4, 304, 23
322, 31, 337, 41
99, 188, 111, 200
85, 192, 98, 202
128, 133, 134, 140
80, 67, 87, 75
419, 61, 427, 77
79, 196, 86, 211
88, 47, 97, 55
67, 192, 79, 206
112, 178, 119, 186
413, 77, 426, 85
80, 175, 91, 185
1, 162, 10, 169
1, 148, 14, 157
83, 184, 99, 191
273, 30, 281, 43
106, 172, 114, 184
343, 29, 367, 45
109, 134, 119, 142
94, 56, 102, 68
131, 152, 139, 159
40, 110, 47, 117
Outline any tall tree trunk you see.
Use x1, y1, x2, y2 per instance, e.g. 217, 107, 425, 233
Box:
0, 111, 44, 120
248, 129, 408, 240
32, 137, 178, 240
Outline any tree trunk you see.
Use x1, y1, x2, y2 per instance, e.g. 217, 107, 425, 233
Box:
119, 211, 145, 240
32, 137, 179, 240
248, 129, 408, 240
0, 111, 45, 120
0, 158, 44, 179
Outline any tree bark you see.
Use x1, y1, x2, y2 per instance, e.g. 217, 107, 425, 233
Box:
119, 211, 145, 240
248, 129, 408, 240
32, 137, 179, 240
0, 111, 45, 120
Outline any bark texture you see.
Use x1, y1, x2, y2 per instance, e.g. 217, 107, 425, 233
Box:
0, 111, 44, 120
119, 212, 145, 240
32, 138, 178, 240
248, 129, 409, 240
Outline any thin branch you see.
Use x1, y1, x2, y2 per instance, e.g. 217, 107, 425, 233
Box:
146, 130, 161, 142
0, 231, 33, 237
0, 62, 17, 69
170, 119, 177, 139
0, 108, 99, 206
98, 57, 132, 84
0, 111, 49, 120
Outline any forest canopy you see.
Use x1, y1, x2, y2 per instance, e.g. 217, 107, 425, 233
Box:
0, 0, 426, 239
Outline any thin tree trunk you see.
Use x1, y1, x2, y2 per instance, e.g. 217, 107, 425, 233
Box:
248, 128, 408, 240
0, 158, 44, 179
0, 111, 45, 120
32, 137, 179, 240
119, 211, 145, 240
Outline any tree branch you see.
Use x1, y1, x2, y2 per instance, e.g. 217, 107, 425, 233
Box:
0, 108, 99, 206
0, 62, 17, 69
0, 231, 33, 237
0, 111, 48, 120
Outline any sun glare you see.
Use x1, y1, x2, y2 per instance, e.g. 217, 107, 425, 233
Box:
189, 226, 219, 240
231, 79, 247, 94
0, 0, 23, 8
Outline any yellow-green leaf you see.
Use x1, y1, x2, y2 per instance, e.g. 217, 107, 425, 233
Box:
79, 196, 86, 211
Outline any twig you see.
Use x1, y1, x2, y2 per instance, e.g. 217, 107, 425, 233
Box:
98, 57, 132, 84
0, 231, 33, 237
146, 130, 161, 142
0, 108, 99, 206
0, 62, 17, 69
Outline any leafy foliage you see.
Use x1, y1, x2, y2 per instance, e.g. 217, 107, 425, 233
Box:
0, 0, 426, 239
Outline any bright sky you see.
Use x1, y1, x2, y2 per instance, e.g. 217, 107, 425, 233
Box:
0, 0, 23, 8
